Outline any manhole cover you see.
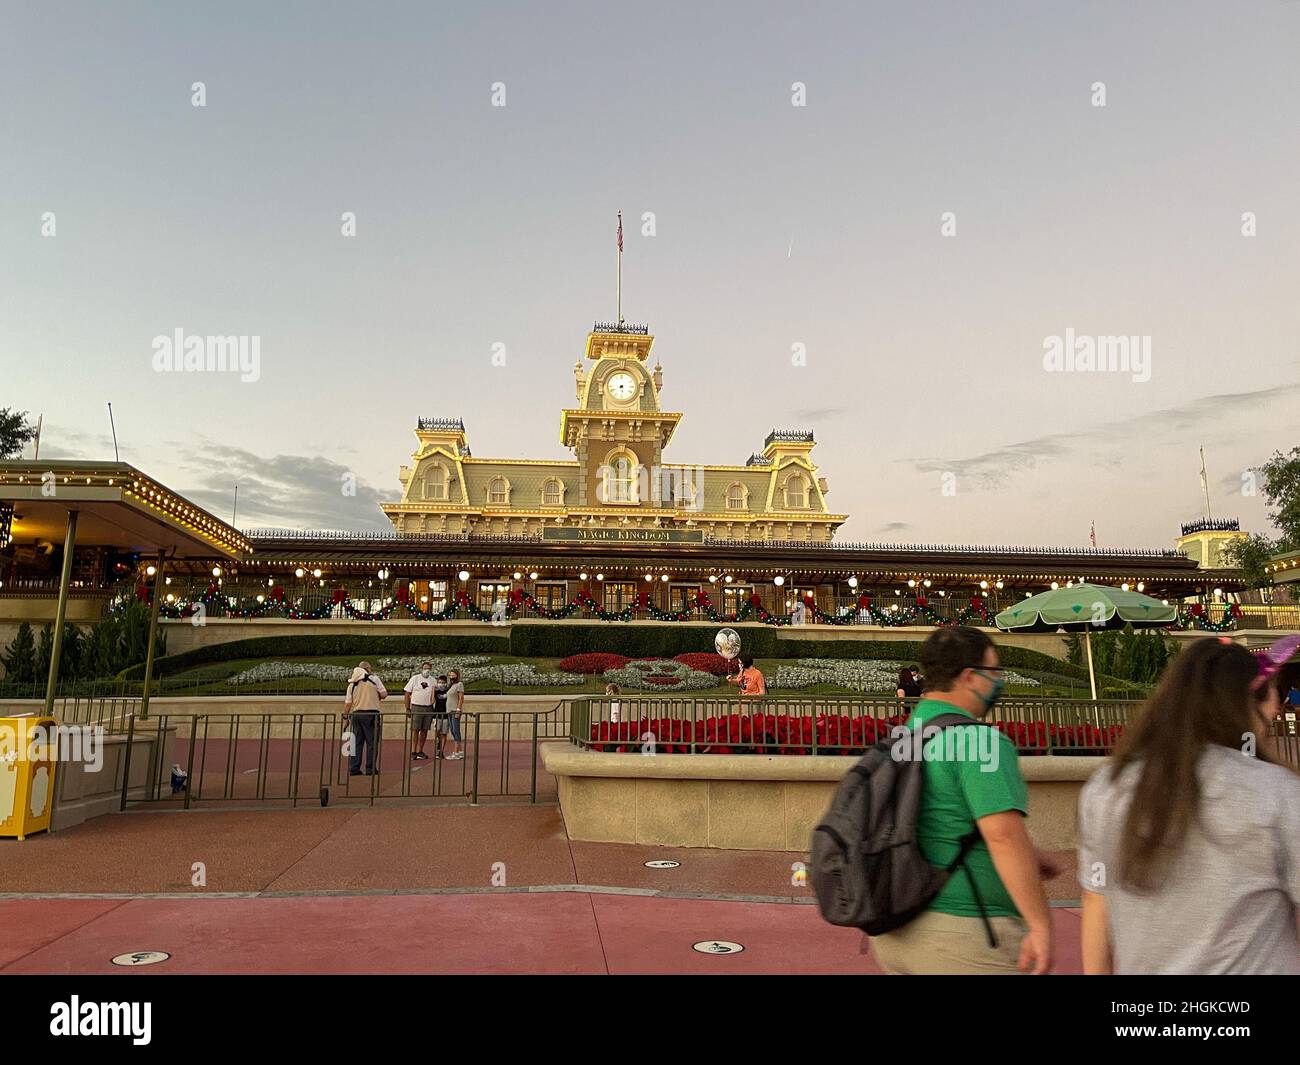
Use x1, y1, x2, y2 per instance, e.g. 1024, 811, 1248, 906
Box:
691, 940, 744, 955
111, 951, 170, 967
644, 860, 680, 869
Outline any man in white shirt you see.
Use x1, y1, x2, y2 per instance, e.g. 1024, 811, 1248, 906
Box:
404, 661, 437, 761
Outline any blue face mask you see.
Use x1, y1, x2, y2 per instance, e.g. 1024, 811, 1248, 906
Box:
972, 669, 1005, 710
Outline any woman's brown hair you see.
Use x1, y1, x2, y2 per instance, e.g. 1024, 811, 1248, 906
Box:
1108, 636, 1285, 893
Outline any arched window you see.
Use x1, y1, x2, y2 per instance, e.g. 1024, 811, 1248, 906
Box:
601, 450, 638, 504
783, 474, 807, 509
675, 477, 697, 507
542, 478, 564, 507
422, 463, 449, 501
726, 483, 747, 510
488, 477, 510, 506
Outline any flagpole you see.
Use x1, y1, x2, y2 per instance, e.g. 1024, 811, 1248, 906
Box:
1200, 446, 1213, 521
616, 210, 623, 324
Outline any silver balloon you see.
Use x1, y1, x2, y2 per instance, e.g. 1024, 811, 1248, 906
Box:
714, 627, 741, 660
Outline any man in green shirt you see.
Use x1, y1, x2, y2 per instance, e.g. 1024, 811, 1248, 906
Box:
870, 626, 1064, 975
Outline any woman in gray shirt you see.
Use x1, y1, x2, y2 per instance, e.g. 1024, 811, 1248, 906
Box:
1078, 637, 1300, 974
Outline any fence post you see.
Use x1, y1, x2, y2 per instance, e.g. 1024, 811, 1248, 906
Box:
183, 717, 199, 809
119, 713, 136, 812
470, 712, 481, 805
530, 711, 538, 803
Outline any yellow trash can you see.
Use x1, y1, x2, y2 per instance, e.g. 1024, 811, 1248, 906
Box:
0, 715, 59, 840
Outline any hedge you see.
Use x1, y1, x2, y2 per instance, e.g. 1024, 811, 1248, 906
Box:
508, 624, 779, 659
119, 633, 510, 680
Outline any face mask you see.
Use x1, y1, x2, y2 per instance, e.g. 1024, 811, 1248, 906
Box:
421, 669, 430, 678
972, 669, 1005, 710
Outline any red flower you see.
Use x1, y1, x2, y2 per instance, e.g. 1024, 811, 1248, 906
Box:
559, 652, 631, 674
673, 652, 730, 675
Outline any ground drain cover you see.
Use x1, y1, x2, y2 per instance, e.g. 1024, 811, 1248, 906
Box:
644, 860, 680, 869
692, 941, 744, 955
111, 951, 170, 967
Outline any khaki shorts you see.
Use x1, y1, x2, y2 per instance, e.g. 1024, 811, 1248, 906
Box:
869, 910, 1028, 975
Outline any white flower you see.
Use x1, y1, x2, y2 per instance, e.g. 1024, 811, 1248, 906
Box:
228, 654, 582, 688
602, 659, 717, 692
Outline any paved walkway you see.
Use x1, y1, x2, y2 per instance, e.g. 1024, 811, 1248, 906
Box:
0, 805, 1084, 974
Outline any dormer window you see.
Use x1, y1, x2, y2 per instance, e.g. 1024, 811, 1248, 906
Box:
422, 463, 449, 501
488, 477, 510, 506
783, 474, 807, 509
542, 478, 564, 507
726, 483, 748, 510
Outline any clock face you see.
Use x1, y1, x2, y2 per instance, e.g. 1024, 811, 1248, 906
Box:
606, 371, 638, 402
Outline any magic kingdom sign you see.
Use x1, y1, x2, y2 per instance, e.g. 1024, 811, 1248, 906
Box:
543, 527, 705, 544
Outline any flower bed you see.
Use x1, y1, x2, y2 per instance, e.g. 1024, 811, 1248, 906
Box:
558, 652, 631, 674
602, 659, 720, 692
227, 655, 583, 688
672, 652, 732, 675
586, 712, 1121, 755
770, 658, 1042, 692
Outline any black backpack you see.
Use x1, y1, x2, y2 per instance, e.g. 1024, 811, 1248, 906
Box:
809, 713, 997, 947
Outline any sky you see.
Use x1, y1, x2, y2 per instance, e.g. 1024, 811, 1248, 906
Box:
2, 1, 1296, 545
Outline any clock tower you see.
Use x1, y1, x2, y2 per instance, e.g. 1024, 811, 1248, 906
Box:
560, 322, 680, 508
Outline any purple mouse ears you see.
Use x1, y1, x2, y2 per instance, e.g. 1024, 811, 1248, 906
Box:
1254, 634, 1300, 682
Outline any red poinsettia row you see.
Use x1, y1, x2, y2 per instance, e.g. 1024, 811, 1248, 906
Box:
586, 713, 1124, 756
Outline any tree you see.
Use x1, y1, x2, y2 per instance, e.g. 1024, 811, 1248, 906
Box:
1256, 447, 1300, 550
0, 408, 38, 459
35, 623, 84, 682
84, 602, 165, 677
0, 622, 38, 683
1221, 447, 1300, 586
1223, 533, 1276, 590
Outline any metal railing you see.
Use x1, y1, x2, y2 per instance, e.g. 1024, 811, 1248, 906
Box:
52, 693, 140, 728
120, 705, 565, 810
569, 696, 1300, 766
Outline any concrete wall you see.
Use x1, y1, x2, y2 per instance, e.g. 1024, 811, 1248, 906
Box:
52, 725, 173, 832
543, 745, 1103, 853
0, 599, 106, 656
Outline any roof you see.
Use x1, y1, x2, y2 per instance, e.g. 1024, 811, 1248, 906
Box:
0, 461, 250, 560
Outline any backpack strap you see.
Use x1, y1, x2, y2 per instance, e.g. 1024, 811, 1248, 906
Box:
921, 712, 1000, 950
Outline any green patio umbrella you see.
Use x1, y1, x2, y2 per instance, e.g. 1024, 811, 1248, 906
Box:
994, 582, 1177, 699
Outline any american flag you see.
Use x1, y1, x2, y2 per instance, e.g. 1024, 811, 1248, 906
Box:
616, 212, 623, 252
1090, 521, 1096, 548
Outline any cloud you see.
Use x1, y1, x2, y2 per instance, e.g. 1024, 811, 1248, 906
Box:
910, 381, 1300, 489
171, 440, 392, 531
28, 425, 118, 461
875, 521, 911, 533
790, 407, 849, 422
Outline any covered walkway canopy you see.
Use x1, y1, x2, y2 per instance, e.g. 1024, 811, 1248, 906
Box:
0, 460, 250, 714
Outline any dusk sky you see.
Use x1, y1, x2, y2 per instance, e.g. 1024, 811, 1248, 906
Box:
2, 1, 1296, 545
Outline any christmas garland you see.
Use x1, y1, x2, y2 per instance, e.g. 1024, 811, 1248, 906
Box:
806, 593, 996, 628
1173, 603, 1239, 632
130, 581, 1241, 631
137, 585, 998, 629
